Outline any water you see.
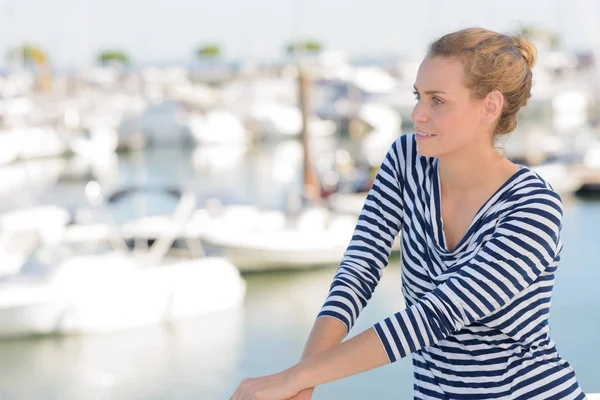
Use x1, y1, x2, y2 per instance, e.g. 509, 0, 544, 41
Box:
0, 142, 598, 399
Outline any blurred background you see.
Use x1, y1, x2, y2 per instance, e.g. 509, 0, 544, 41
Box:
0, 0, 598, 399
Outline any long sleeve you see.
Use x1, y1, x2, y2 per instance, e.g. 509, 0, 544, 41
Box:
317, 137, 406, 334
373, 187, 563, 362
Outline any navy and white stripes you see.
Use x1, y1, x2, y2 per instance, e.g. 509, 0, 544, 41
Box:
318, 133, 585, 399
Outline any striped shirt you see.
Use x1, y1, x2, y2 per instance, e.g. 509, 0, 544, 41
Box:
318, 133, 585, 399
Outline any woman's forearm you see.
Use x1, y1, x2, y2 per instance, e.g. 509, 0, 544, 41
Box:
289, 317, 348, 397
300, 316, 347, 360
293, 327, 389, 390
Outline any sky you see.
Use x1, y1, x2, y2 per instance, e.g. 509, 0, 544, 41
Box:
1, 0, 599, 69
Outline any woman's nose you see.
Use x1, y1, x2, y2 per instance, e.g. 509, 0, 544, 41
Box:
410, 101, 428, 124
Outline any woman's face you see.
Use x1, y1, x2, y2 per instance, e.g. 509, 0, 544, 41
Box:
410, 56, 493, 159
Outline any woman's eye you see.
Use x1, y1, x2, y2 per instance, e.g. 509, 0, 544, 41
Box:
432, 97, 443, 105
413, 91, 420, 101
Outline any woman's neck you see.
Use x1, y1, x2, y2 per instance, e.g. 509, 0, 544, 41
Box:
438, 147, 514, 194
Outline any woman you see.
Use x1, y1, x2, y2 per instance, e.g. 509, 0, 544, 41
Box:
230, 27, 586, 400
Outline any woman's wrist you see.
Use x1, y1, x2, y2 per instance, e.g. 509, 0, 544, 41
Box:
288, 361, 311, 393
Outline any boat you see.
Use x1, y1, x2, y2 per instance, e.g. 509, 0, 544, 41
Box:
0, 230, 42, 277
17, 126, 69, 160
186, 109, 249, 145
0, 250, 244, 337
191, 205, 357, 271
247, 102, 337, 140
0, 205, 72, 277
530, 162, 585, 197
0, 205, 72, 243
69, 125, 119, 159
0, 186, 246, 338
89, 202, 356, 272
0, 131, 22, 166
577, 141, 600, 194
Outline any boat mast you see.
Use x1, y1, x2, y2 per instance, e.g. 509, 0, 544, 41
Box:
291, 0, 320, 205
298, 67, 320, 203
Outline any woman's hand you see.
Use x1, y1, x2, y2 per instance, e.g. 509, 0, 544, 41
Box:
230, 367, 303, 400
230, 327, 388, 399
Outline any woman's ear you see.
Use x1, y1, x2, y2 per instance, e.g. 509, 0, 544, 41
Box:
483, 90, 504, 125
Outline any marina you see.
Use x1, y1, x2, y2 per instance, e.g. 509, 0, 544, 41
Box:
0, 2, 599, 397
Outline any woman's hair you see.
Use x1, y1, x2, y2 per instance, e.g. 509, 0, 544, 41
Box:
427, 27, 536, 136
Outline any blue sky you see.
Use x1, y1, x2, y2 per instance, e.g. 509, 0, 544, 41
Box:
1, 0, 598, 68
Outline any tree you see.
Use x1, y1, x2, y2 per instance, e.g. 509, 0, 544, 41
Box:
286, 40, 323, 56
98, 50, 130, 66
518, 25, 561, 49
196, 44, 221, 59
19, 44, 47, 64
9, 44, 48, 64
7, 44, 52, 91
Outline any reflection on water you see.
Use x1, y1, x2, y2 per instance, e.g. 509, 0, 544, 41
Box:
0, 309, 244, 400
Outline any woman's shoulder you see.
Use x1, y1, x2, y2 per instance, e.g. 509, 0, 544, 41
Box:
511, 165, 562, 199
499, 165, 564, 217
388, 133, 434, 172
392, 132, 419, 157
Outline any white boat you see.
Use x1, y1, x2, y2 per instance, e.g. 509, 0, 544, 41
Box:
530, 162, 585, 197
0, 205, 72, 277
64, 185, 204, 254
17, 126, 69, 160
579, 142, 600, 193
552, 90, 590, 132
248, 102, 337, 140
0, 205, 71, 243
192, 205, 357, 271
502, 124, 562, 165
80, 203, 355, 272
0, 125, 68, 165
69, 125, 119, 159
137, 101, 192, 147
0, 186, 246, 338
0, 158, 66, 196
187, 109, 249, 145
0, 131, 22, 166
358, 102, 402, 134
0, 252, 244, 337
0, 230, 42, 277
192, 143, 247, 173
